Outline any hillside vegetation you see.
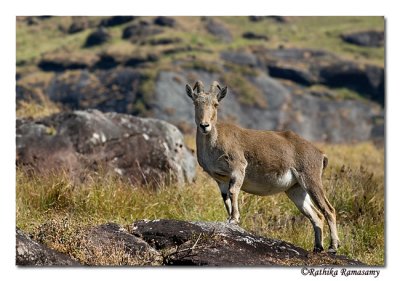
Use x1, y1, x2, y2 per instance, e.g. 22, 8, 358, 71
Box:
16, 141, 384, 265
16, 16, 385, 266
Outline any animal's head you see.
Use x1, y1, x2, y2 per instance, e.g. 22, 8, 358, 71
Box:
185, 80, 227, 135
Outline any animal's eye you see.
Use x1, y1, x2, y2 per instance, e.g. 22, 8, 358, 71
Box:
214, 103, 219, 107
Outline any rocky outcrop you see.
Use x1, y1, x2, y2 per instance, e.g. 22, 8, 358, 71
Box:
154, 70, 382, 143
99, 16, 136, 27
45, 68, 142, 113
38, 52, 99, 72
18, 220, 362, 266
253, 47, 385, 105
341, 30, 384, 47
84, 28, 111, 47
153, 16, 176, 27
16, 109, 196, 187
59, 220, 363, 266
16, 228, 79, 266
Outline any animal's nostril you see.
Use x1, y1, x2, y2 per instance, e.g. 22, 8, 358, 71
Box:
200, 123, 210, 129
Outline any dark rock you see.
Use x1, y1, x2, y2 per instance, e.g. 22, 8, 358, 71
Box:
45, 68, 141, 113
153, 16, 176, 27
220, 51, 258, 67
16, 228, 80, 266
125, 53, 159, 67
24, 220, 362, 266
122, 21, 163, 42
249, 16, 289, 23
16, 109, 196, 187
253, 47, 385, 105
38, 53, 99, 72
249, 16, 265, 22
130, 219, 363, 266
242, 31, 268, 41
319, 62, 384, 105
203, 17, 232, 43
145, 37, 182, 45
84, 28, 111, 47
94, 53, 119, 69
341, 30, 384, 47
100, 16, 136, 27
267, 64, 318, 86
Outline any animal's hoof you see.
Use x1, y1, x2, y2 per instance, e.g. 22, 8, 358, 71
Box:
328, 240, 340, 254
228, 218, 239, 225
313, 246, 324, 253
327, 247, 337, 254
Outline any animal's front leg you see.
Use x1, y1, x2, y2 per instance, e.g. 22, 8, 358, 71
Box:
228, 172, 245, 224
218, 182, 232, 220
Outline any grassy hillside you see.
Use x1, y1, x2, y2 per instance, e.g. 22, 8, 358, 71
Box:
17, 16, 384, 67
16, 16, 385, 266
16, 141, 384, 265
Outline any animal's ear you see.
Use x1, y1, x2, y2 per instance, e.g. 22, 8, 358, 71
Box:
185, 84, 196, 100
217, 86, 227, 101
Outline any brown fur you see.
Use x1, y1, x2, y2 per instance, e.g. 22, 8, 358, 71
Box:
185, 80, 339, 253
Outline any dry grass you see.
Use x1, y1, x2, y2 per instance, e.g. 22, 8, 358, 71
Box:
16, 141, 384, 265
16, 100, 60, 119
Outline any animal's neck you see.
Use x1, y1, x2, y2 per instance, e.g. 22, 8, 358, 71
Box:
196, 124, 218, 149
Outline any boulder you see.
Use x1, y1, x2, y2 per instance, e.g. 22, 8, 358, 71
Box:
203, 17, 232, 43
16, 109, 196, 187
341, 30, 384, 47
99, 16, 136, 27
16, 228, 80, 266
242, 31, 269, 41
23, 220, 363, 266
45, 68, 142, 113
153, 16, 176, 27
129, 219, 363, 266
84, 28, 111, 47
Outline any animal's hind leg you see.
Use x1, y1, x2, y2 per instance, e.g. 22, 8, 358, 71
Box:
294, 171, 340, 253
286, 184, 325, 252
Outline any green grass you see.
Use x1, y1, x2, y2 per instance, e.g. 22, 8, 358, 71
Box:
221, 71, 268, 108
17, 16, 384, 67
16, 141, 384, 266
220, 16, 384, 66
